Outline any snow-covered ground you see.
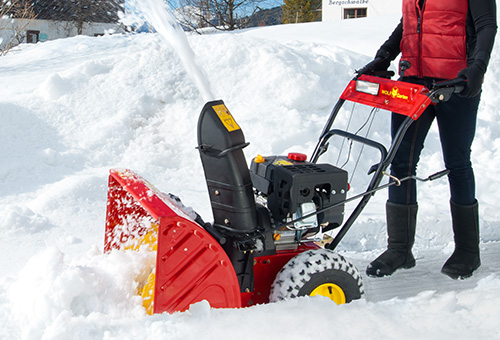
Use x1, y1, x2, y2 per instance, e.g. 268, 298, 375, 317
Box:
1, 6, 500, 339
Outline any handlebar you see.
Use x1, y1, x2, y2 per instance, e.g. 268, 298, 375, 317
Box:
428, 78, 466, 103
432, 78, 466, 91
356, 56, 466, 102
355, 57, 385, 77
356, 56, 396, 79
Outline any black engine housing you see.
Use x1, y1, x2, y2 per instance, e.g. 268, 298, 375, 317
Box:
250, 154, 348, 230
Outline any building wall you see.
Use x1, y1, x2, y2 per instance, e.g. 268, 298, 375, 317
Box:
0, 18, 121, 51
322, 0, 402, 21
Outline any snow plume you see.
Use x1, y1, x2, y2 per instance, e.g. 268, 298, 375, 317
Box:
129, 0, 215, 102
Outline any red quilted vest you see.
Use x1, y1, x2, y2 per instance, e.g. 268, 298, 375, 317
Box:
400, 0, 469, 79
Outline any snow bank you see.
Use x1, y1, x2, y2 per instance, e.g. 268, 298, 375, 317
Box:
7, 253, 500, 340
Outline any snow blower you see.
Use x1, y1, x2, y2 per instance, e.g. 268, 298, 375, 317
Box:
104, 58, 466, 314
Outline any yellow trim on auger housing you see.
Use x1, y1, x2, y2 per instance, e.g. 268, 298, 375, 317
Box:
123, 223, 159, 252
123, 224, 158, 315
310, 283, 346, 305
142, 271, 156, 315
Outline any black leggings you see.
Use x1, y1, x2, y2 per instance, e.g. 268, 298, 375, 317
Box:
389, 92, 481, 206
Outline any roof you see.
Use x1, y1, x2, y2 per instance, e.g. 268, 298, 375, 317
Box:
31, 0, 124, 23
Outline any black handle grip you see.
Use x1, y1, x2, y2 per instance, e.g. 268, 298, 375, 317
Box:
427, 169, 450, 181
428, 78, 467, 103
433, 78, 467, 93
356, 57, 384, 76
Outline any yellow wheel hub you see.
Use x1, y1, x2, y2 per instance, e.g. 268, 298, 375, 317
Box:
310, 283, 346, 305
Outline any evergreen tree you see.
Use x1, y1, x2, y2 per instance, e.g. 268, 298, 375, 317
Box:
281, 0, 320, 24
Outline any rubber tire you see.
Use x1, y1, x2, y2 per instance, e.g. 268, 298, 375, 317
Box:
269, 249, 364, 303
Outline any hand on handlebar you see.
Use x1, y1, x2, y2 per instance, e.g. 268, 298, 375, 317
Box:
356, 48, 395, 79
457, 64, 485, 98
429, 78, 468, 103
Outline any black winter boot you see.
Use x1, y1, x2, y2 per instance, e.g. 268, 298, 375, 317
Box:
366, 202, 418, 277
441, 200, 480, 280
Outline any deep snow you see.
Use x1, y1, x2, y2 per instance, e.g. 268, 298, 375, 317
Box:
1, 8, 500, 340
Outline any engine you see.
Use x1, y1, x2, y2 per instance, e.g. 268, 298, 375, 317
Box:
249, 153, 348, 232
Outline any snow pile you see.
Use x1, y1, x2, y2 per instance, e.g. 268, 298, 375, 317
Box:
10, 247, 153, 339
1, 10, 500, 339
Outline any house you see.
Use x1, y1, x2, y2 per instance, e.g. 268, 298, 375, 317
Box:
1, 0, 124, 52
322, 0, 401, 21
11, 19, 121, 43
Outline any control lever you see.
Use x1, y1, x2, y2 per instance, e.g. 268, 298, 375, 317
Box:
399, 60, 411, 77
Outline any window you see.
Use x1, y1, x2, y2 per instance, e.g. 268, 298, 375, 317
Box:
26, 30, 40, 44
344, 8, 367, 19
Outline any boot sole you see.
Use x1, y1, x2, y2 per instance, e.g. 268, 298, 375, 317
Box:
441, 263, 480, 280
366, 260, 416, 278
403, 258, 416, 269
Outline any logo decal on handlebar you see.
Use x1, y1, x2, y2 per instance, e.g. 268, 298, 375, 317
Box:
381, 87, 409, 100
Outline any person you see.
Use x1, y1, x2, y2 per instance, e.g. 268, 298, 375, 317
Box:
365, 0, 497, 280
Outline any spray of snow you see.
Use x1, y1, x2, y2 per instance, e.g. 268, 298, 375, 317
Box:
130, 0, 216, 102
